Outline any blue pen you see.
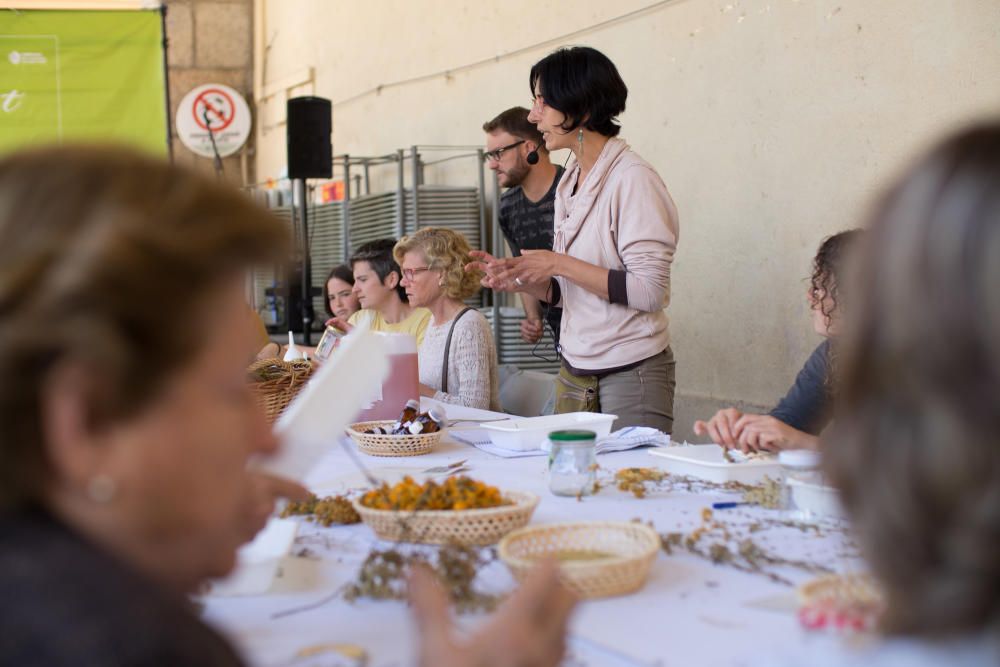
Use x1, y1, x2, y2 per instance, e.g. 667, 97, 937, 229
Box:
712, 501, 751, 510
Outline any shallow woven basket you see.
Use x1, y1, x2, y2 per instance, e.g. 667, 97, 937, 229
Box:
352, 491, 539, 545
346, 420, 443, 457
797, 572, 883, 608
499, 521, 661, 599
247, 358, 315, 424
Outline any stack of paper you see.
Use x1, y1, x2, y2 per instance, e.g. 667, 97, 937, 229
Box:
451, 426, 670, 458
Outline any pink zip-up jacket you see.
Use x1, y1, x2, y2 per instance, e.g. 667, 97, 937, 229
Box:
552, 137, 679, 372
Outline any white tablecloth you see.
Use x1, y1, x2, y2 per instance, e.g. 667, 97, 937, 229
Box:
202, 400, 859, 667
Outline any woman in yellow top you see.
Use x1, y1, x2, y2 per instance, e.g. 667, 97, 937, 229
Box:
329, 238, 432, 345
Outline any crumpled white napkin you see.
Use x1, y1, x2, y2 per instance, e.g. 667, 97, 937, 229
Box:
451, 426, 670, 458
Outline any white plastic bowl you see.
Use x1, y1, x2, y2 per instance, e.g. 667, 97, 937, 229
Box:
787, 478, 845, 519
480, 412, 617, 451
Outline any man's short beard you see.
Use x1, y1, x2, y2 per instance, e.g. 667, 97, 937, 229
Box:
502, 157, 530, 188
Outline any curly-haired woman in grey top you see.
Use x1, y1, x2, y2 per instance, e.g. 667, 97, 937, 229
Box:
694, 229, 862, 453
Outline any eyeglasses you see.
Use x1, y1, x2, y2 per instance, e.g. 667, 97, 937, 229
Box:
401, 266, 433, 280
483, 140, 525, 162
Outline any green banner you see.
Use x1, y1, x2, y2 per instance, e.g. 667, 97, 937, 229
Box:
0, 9, 167, 155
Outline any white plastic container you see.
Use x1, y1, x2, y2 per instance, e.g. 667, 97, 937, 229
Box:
481, 412, 616, 451
356, 332, 419, 422
786, 478, 845, 520
647, 444, 783, 485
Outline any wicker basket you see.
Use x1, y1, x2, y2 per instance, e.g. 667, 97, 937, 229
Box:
352, 491, 539, 545
796, 572, 883, 632
499, 521, 661, 599
346, 420, 443, 457
248, 358, 315, 424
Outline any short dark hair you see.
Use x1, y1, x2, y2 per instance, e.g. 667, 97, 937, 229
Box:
529, 46, 627, 138
321, 264, 355, 317
349, 238, 407, 303
482, 107, 545, 151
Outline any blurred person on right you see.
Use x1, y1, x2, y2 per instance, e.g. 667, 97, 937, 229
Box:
694, 230, 862, 453
800, 124, 1000, 666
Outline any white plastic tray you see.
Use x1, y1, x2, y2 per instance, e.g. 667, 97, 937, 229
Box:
480, 412, 616, 451
647, 444, 782, 485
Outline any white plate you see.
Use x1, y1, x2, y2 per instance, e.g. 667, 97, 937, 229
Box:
647, 444, 782, 484
480, 412, 617, 451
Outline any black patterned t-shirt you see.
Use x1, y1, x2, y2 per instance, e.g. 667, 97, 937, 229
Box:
498, 166, 564, 344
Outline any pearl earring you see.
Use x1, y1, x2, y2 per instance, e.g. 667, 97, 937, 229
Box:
87, 474, 117, 504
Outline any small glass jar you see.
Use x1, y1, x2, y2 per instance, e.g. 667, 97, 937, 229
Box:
779, 449, 823, 519
547, 430, 597, 497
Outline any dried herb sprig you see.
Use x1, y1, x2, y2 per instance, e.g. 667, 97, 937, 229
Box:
343, 543, 502, 614
606, 466, 753, 499
281, 494, 361, 526
659, 508, 837, 586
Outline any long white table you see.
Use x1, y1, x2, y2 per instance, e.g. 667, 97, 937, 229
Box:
203, 401, 858, 667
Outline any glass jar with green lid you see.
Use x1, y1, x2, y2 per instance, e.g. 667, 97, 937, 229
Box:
547, 430, 597, 497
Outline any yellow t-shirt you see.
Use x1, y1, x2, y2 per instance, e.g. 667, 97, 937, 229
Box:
348, 307, 432, 346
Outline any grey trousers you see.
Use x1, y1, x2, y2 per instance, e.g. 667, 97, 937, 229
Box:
554, 347, 676, 433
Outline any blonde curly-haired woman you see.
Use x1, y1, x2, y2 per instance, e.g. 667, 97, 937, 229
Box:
394, 228, 500, 411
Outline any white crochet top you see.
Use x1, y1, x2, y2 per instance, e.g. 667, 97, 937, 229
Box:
418, 309, 500, 411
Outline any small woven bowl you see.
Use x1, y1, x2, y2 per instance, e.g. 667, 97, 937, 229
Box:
499, 521, 661, 599
346, 420, 443, 457
352, 491, 539, 545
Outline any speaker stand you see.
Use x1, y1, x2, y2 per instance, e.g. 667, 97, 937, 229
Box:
293, 178, 315, 345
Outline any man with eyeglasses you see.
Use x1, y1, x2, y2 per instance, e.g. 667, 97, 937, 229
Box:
482, 106, 564, 348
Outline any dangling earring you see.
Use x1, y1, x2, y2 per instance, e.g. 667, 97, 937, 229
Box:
87, 474, 117, 504
577, 129, 584, 157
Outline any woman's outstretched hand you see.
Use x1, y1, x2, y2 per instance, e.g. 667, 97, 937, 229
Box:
325, 316, 354, 332
467, 250, 516, 292
409, 559, 576, 667
467, 249, 558, 294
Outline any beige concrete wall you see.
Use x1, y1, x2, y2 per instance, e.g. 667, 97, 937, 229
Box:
165, 0, 254, 185
252, 0, 1000, 436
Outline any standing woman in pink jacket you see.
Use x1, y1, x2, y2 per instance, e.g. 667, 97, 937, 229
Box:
472, 46, 679, 432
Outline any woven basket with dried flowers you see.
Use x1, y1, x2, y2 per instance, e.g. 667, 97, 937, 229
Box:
247, 358, 315, 424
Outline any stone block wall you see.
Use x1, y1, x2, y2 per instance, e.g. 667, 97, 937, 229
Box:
163, 0, 253, 186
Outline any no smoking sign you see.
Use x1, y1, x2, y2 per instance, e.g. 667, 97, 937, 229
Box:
176, 83, 251, 158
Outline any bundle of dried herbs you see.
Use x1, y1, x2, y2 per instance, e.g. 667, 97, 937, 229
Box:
740, 476, 784, 509
343, 543, 502, 613
659, 508, 838, 585
281, 494, 360, 526
606, 466, 751, 499
248, 359, 311, 382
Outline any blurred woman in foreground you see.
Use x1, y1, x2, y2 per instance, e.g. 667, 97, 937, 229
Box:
0, 146, 572, 666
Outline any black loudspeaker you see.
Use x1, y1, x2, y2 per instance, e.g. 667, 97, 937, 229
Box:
287, 96, 332, 179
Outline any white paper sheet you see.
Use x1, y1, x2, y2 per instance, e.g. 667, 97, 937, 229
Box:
252, 328, 389, 481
